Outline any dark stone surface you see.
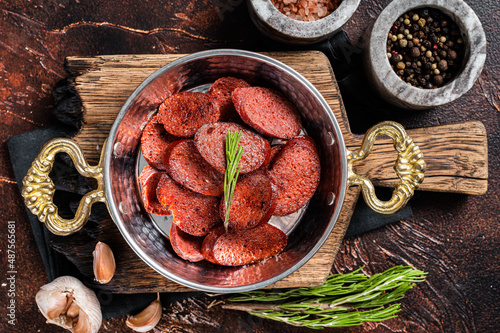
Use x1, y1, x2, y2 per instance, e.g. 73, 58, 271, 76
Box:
0, 0, 498, 332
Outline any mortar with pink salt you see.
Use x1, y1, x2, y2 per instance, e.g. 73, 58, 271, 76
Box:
248, 0, 360, 44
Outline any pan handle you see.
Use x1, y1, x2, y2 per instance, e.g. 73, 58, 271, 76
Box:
21, 138, 107, 236
347, 121, 426, 215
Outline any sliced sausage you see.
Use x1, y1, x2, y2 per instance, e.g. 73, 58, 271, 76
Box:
163, 139, 224, 196
156, 174, 220, 236
220, 169, 275, 230
194, 122, 271, 174
138, 166, 171, 216
212, 223, 287, 266
141, 116, 178, 170
232, 87, 302, 139
208, 77, 250, 121
157, 91, 219, 137
269, 136, 321, 216
264, 144, 284, 169
169, 224, 204, 262
200, 224, 226, 264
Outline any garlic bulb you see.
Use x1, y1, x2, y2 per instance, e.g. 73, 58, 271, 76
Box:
126, 294, 162, 332
36, 276, 102, 333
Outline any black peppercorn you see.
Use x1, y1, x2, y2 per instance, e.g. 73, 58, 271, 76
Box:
448, 50, 457, 60
438, 59, 448, 71
433, 75, 443, 85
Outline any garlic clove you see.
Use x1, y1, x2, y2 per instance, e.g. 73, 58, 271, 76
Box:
36, 276, 102, 333
126, 294, 162, 332
93, 241, 116, 284
66, 301, 80, 319
39, 290, 70, 320
73, 309, 92, 333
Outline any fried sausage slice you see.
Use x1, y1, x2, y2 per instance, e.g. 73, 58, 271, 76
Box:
220, 169, 275, 230
200, 224, 225, 265
157, 91, 219, 137
208, 77, 250, 121
156, 174, 220, 237
139, 166, 171, 216
163, 139, 224, 196
141, 116, 178, 170
264, 144, 284, 169
194, 122, 271, 174
169, 224, 204, 262
269, 136, 321, 216
212, 223, 287, 266
232, 87, 302, 139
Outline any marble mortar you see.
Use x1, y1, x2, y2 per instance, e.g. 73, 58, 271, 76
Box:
247, 0, 361, 44
364, 0, 486, 109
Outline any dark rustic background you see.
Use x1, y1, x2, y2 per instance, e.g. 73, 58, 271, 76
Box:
1, 0, 498, 332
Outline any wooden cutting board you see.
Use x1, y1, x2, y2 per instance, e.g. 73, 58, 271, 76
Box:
51, 51, 488, 293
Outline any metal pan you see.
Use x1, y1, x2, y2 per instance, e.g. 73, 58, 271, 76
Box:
22, 49, 425, 293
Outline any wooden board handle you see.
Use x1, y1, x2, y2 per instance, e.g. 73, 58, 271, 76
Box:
347, 121, 488, 195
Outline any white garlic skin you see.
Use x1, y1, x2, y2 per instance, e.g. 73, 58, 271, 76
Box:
36, 276, 102, 333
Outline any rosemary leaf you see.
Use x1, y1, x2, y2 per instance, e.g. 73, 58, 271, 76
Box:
223, 130, 243, 230
222, 266, 427, 329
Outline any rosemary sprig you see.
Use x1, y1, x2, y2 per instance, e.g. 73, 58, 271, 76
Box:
222, 266, 427, 329
223, 130, 243, 230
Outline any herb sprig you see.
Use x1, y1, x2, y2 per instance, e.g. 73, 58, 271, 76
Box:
221, 266, 427, 329
223, 130, 243, 230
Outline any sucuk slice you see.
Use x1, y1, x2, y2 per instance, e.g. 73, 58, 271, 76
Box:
232, 87, 302, 139
163, 139, 224, 196
264, 144, 284, 169
141, 116, 178, 170
212, 223, 287, 266
200, 224, 226, 264
269, 136, 321, 216
139, 166, 171, 216
169, 224, 204, 262
156, 174, 220, 237
208, 77, 251, 121
157, 91, 219, 137
220, 169, 275, 230
194, 122, 271, 174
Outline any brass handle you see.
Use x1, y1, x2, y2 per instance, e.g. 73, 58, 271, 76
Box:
21, 138, 106, 236
347, 121, 426, 215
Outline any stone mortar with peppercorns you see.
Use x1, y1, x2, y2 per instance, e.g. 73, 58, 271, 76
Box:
363, 0, 486, 109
